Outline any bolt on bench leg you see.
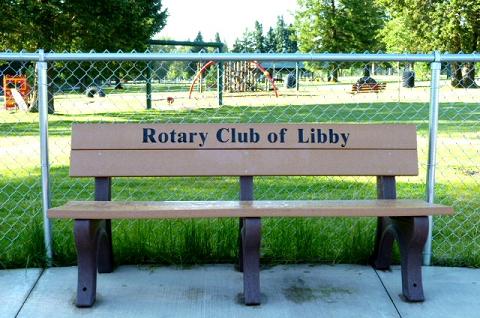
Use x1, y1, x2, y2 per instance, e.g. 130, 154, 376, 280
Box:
74, 219, 103, 307
242, 217, 261, 305
392, 216, 428, 302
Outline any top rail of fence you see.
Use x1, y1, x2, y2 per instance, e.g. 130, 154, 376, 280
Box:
0, 52, 479, 62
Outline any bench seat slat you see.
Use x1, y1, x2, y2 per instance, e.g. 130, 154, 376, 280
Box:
70, 149, 418, 177
48, 200, 453, 219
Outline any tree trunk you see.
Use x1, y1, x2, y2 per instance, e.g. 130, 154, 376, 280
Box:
450, 62, 463, 88
460, 63, 478, 88
47, 65, 55, 114
331, 65, 338, 82
363, 65, 370, 77
114, 76, 123, 89
28, 64, 39, 113
29, 64, 55, 113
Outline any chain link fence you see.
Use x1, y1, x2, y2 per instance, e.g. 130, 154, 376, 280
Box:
0, 58, 44, 268
0, 52, 478, 268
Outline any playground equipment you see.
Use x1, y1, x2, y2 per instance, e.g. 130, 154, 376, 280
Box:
188, 61, 279, 99
85, 86, 106, 98
3, 75, 30, 111
147, 40, 225, 108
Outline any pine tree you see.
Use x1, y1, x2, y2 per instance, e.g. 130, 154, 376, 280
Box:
264, 27, 277, 52
253, 21, 265, 52
274, 16, 289, 52
214, 32, 228, 52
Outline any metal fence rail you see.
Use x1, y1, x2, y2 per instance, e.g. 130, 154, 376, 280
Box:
0, 51, 479, 268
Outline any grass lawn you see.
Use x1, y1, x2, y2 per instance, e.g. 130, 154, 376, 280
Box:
0, 100, 479, 268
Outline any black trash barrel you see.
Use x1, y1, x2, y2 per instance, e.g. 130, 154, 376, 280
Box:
284, 73, 296, 89
402, 71, 415, 88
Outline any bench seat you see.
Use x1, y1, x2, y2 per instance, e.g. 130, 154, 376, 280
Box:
49, 199, 452, 219
350, 82, 387, 94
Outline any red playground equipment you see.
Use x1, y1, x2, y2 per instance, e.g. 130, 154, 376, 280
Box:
189, 61, 279, 99
3, 75, 30, 110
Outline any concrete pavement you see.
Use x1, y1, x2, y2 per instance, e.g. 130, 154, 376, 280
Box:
2, 264, 480, 318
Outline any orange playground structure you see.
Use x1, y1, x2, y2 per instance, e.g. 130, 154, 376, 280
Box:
3, 75, 30, 110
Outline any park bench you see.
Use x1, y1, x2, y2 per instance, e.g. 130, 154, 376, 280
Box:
48, 123, 453, 308
351, 82, 386, 94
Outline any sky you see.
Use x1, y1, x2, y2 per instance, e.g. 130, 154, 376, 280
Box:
156, 0, 298, 48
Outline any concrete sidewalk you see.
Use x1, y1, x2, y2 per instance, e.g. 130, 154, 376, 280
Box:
2, 264, 479, 318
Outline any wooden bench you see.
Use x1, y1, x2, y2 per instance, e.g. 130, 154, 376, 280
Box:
351, 82, 386, 94
48, 123, 453, 307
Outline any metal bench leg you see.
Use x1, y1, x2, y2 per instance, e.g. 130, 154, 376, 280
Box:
242, 217, 261, 305
74, 219, 102, 307
392, 216, 428, 302
371, 217, 395, 270
97, 220, 114, 273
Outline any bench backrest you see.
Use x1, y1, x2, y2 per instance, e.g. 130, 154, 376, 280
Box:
70, 123, 418, 177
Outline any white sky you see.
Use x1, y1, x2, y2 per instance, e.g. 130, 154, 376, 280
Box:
156, 0, 298, 48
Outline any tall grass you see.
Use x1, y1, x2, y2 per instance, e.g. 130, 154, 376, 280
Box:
0, 102, 478, 268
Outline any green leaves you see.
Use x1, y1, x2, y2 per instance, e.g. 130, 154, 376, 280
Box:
294, 0, 386, 53
0, 0, 168, 52
232, 16, 297, 53
379, 0, 479, 53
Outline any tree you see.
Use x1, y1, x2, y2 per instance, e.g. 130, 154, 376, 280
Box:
186, 32, 206, 76
274, 16, 298, 53
192, 32, 205, 52
294, 0, 386, 81
231, 17, 298, 53
379, 0, 480, 87
0, 0, 168, 52
264, 27, 277, 52
214, 33, 222, 44
0, 0, 168, 112
232, 29, 256, 52
214, 32, 228, 52
295, 0, 385, 52
232, 38, 244, 53
253, 21, 265, 52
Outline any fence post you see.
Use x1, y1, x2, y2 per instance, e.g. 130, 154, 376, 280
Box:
38, 49, 53, 265
146, 61, 152, 110
424, 51, 441, 266
295, 62, 300, 91
217, 47, 223, 106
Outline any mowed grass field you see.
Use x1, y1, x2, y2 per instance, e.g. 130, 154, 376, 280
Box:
0, 99, 479, 268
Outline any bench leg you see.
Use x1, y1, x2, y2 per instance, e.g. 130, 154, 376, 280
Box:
236, 218, 244, 272
371, 217, 395, 270
95, 177, 114, 273
392, 216, 428, 302
242, 217, 261, 305
74, 219, 103, 307
238, 176, 254, 273
97, 220, 114, 273
372, 176, 396, 269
